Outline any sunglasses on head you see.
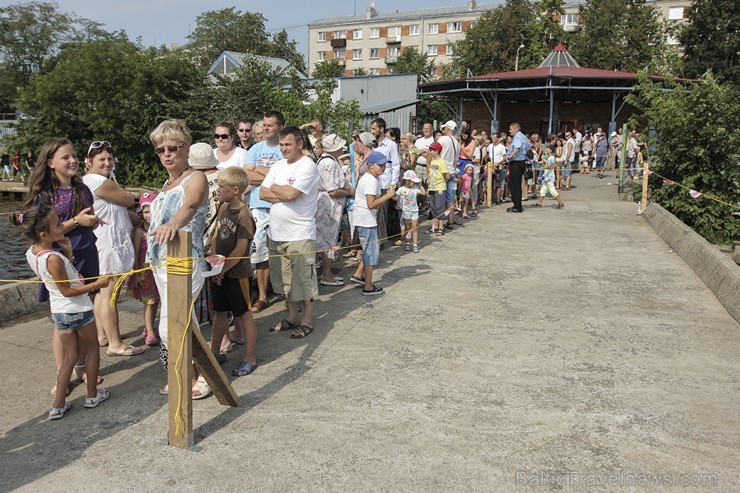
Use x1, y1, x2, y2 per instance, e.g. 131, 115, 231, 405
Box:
87, 140, 112, 157
214, 133, 232, 140
154, 144, 183, 155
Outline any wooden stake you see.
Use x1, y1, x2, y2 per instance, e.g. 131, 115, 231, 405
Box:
641, 161, 649, 213
486, 163, 493, 207
167, 230, 193, 449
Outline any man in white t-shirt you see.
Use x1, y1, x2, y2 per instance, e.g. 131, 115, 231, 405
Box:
563, 131, 576, 190
259, 126, 319, 339
243, 110, 285, 312
414, 122, 435, 183
349, 151, 396, 296
439, 120, 459, 227
488, 134, 507, 204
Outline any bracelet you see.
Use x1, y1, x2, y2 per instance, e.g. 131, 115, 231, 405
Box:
72, 217, 79, 226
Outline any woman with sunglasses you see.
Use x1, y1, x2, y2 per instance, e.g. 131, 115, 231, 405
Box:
212, 121, 247, 169
82, 141, 142, 356
146, 119, 211, 399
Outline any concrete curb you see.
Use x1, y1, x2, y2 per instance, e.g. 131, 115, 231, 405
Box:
642, 202, 740, 323
0, 279, 47, 324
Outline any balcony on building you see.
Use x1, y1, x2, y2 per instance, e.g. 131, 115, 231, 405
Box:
385, 56, 398, 65
330, 38, 347, 48
386, 34, 401, 44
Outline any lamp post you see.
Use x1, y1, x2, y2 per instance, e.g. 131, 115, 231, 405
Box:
515, 44, 524, 71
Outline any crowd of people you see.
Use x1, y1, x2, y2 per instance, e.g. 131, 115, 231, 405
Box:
10, 111, 644, 419
0, 148, 34, 181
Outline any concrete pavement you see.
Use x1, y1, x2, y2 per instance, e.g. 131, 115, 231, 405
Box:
0, 174, 737, 492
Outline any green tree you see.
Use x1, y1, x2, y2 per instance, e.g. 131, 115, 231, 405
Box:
570, 0, 677, 73
12, 35, 208, 186
312, 60, 346, 78
522, 0, 568, 67
186, 8, 273, 68
627, 73, 740, 243
679, 0, 740, 83
352, 67, 367, 76
269, 30, 307, 75
0, 1, 107, 111
394, 47, 434, 79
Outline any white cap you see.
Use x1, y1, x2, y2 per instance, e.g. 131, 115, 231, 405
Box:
441, 120, 457, 131
402, 169, 421, 183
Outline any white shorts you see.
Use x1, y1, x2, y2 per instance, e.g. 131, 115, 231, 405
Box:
250, 208, 270, 265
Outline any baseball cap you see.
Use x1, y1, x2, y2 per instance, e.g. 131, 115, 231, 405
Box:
402, 170, 421, 183
611, 131, 617, 137
137, 192, 157, 212
441, 120, 457, 131
366, 151, 387, 166
428, 141, 442, 153
356, 132, 376, 147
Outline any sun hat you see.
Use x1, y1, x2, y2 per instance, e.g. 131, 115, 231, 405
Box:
137, 192, 157, 212
321, 133, 347, 153
610, 131, 618, 137
356, 132, 376, 147
428, 141, 442, 153
402, 170, 421, 183
188, 142, 219, 170
441, 120, 457, 131
366, 151, 387, 166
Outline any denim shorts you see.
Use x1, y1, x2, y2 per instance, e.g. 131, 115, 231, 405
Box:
52, 310, 95, 331
445, 178, 455, 203
401, 210, 419, 221
358, 226, 380, 267
562, 162, 573, 177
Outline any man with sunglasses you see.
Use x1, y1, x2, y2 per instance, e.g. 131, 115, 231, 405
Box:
236, 119, 254, 150
244, 111, 285, 312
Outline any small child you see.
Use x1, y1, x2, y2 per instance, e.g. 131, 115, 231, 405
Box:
534, 154, 565, 209
129, 193, 160, 346
425, 141, 450, 235
460, 164, 474, 219
13, 204, 110, 419
209, 167, 259, 376
394, 170, 426, 253
350, 151, 396, 295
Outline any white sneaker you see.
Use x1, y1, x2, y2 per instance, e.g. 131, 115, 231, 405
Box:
49, 401, 71, 420
84, 388, 110, 408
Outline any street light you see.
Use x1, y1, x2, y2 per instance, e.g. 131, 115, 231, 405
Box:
515, 44, 525, 71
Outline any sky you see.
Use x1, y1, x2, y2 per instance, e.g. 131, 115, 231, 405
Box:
23, 0, 494, 58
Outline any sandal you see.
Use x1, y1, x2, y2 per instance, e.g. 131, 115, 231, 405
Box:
269, 319, 299, 334
72, 365, 104, 385
290, 325, 314, 339
436, 229, 445, 236
393, 240, 404, 247
106, 345, 144, 357
192, 376, 211, 400
342, 251, 356, 258
250, 299, 268, 313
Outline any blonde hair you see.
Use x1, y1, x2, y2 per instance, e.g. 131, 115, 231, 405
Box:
149, 119, 192, 147
474, 135, 485, 146
217, 166, 250, 193
402, 132, 415, 143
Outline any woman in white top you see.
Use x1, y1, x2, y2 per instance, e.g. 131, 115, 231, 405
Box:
82, 141, 142, 356
213, 121, 247, 169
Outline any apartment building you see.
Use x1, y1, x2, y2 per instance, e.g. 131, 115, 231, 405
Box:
559, 0, 692, 45
307, 0, 499, 78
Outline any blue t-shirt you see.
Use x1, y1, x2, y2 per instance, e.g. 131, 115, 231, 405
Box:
246, 141, 283, 210
510, 131, 530, 161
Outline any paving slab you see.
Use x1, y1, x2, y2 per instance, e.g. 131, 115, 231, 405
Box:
0, 174, 737, 492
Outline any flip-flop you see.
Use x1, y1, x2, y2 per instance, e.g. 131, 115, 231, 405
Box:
269, 319, 298, 334
250, 299, 268, 313
106, 345, 144, 357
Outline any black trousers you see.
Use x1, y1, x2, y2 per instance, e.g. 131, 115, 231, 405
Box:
508, 160, 526, 210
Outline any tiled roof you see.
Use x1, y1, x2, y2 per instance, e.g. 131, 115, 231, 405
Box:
309, 2, 504, 27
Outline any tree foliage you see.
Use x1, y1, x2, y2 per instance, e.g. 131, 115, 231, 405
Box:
393, 47, 434, 80
0, 1, 107, 112
570, 0, 677, 73
679, 0, 740, 83
523, 0, 568, 67
627, 73, 740, 243
312, 60, 346, 79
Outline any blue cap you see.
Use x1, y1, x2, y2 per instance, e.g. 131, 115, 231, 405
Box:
366, 151, 387, 166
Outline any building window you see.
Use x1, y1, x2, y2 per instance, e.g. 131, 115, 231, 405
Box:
388, 26, 401, 37
409, 24, 420, 36
668, 7, 684, 20
428, 23, 439, 35
370, 27, 380, 39
317, 51, 326, 61
317, 32, 326, 42
333, 30, 346, 39
560, 14, 579, 27
353, 29, 363, 39
369, 68, 379, 76
353, 49, 363, 60
427, 44, 438, 56
333, 49, 345, 60
370, 48, 380, 59
388, 46, 400, 57
446, 44, 454, 56
447, 21, 462, 33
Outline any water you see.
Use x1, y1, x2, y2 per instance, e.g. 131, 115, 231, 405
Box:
0, 201, 34, 281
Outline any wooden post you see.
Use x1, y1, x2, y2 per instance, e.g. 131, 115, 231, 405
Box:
641, 161, 649, 213
167, 230, 193, 449
486, 163, 493, 207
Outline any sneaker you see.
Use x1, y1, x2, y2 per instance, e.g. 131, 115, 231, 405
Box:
215, 353, 228, 365
319, 277, 345, 286
506, 207, 524, 213
84, 388, 110, 408
362, 285, 384, 296
231, 360, 258, 377
413, 244, 419, 253
404, 243, 411, 251
349, 275, 366, 286
49, 401, 71, 420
